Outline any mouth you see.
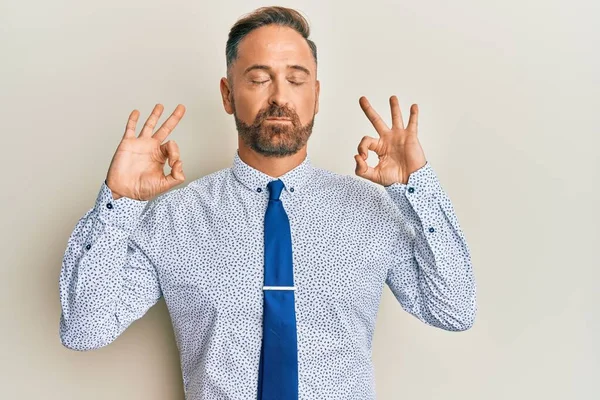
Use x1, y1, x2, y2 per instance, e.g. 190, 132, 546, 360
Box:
265, 118, 292, 122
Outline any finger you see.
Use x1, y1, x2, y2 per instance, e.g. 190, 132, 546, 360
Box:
163, 160, 185, 191
389, 95, 404, 130
406, 104, 419, 132
160, 140, 180, 167
354, 154, 376, 181
123, 109, 140, 139
153, 104, 186, 143
357, 136, 379, 159
140, 104, 165, 137
359, 96, 389, 135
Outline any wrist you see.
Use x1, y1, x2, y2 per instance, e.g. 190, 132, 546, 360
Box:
105, 179, 124, 200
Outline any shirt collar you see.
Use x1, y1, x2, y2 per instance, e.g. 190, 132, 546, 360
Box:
231, 149, 315, 196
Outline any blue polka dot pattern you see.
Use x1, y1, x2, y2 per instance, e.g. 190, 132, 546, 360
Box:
59, 149, 477, 399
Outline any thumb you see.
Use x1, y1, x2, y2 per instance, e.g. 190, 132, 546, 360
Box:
163, 159, 185, 190
354, 154, 375, 181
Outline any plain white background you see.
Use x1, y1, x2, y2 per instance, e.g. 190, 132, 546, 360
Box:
1, 0, 598, 398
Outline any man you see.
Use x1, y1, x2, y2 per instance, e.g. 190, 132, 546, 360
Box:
58, 6, 476, 400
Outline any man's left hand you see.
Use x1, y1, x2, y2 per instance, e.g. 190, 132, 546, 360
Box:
355, 95, 427, 186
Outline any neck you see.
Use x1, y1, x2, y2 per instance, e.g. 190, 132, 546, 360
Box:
237, 145, 307, 178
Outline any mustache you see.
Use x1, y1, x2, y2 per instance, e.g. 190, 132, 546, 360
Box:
254, 104, 299, 125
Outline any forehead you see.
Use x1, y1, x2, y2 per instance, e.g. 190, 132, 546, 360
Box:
234, 24, 315, 72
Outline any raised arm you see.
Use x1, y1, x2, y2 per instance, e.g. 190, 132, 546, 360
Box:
353, 95, 476, 331
58, 103, 187, 350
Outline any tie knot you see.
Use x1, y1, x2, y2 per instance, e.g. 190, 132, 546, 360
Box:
267, 179, 285, 200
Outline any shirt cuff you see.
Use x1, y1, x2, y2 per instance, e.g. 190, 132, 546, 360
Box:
383, 161, 443, 226
94, 180, 149, 234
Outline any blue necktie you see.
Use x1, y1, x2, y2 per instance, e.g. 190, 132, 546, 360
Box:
257, 179, 299, 400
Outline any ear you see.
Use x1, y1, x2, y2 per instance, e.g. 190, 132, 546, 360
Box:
220, 77, 234, 115
314, 79, 320, 115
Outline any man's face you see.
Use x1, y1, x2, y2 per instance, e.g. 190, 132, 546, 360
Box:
221, 24, 320, 158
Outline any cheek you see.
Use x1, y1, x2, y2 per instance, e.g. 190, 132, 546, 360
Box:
297, 93, 317, 124
235, 95, 266, 124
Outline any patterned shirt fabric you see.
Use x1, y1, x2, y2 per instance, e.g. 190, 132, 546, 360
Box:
58, 149, 477, 400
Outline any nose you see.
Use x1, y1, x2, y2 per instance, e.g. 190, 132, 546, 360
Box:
268, 77, 291, 108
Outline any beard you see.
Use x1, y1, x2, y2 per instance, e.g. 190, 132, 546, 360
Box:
233, 98, 315, 158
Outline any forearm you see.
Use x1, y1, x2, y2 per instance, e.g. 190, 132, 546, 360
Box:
58, 181, 159, 350
385, 162, 477, 331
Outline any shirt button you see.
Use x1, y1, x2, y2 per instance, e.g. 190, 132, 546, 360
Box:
408, 187, 415, 193
106, 203, 113, 209
290, 187, 294, 192
428, 227, 435, 233
85, 244, 91, 250
257, 188, 262, 193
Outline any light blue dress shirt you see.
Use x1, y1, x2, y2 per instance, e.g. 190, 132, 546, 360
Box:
59, 149, 477, 399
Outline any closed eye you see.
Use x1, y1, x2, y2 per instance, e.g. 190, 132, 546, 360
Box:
251, 79, 305, 86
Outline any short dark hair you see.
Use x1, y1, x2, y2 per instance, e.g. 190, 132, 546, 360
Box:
225, 6, 317, 79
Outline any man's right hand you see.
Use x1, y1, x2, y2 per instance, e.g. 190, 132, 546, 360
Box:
105, 104, 186, 201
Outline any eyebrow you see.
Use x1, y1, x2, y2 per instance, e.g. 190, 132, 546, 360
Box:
243, 64, 311, 76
